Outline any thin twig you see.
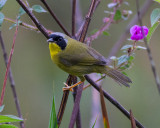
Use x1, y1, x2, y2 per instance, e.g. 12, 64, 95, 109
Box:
108, 0, 152, 58
40, 0, 71, 37
130, 110, 136, 128
16, 0, 49, 38
4, 17, 39, 32
72, 0, 77, 37
79, 0, 97, 42
135, 0, 160, 93
57, 75, 73, 126
0, 31, 25, 128
0, 21, 18, 106
0, 21, 25, 128
75, 0, 101, 40
85, 75, 145, 128
86, 2, 116, 44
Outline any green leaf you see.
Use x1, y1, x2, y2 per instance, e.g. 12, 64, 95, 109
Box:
118, 55, 129, 65
121, 45, 133, 50
0, 12, 4, 30
147, 21, 160, 42
114, 10, 122, 21
103, 31, 110, 36
128, 56, 134, 62
150, 8, 160, 26
91, 29, 98, 35
0, 105, 5, 112
0, 115, 23, 123
136, 46, 146, 50
122, 72, 128, 76
154, 0, 160, 3
9, 21, 22, 30
0, 124, 18, 128
17, 7, 26, 20
48, 96, 58, 128
0, 0, 7, 11
19, 7, 26, 16
32, 5, 47, 13
92, 117, 98, 128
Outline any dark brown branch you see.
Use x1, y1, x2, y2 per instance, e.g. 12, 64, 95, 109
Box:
76, 0, 100, 40
40, 0, 71, 37
57, 75, 74, 126
85, 75, 144, 128
0, 32, 25, 128
79, 0, 97, 42
72, 0, 77, 36
16, 0, 49, 38
108, 0, 152, 57
136, 0, 160, 93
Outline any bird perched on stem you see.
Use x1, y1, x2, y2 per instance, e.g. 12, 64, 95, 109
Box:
47, 32, 132, 91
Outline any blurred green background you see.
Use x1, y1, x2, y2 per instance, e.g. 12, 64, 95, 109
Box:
0, 0, 160, 128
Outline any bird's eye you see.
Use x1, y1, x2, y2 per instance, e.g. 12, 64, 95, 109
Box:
58, 37, 63, 42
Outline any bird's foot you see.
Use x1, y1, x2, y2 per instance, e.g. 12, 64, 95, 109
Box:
62, 81, 83, 92
63, 83, 73, 92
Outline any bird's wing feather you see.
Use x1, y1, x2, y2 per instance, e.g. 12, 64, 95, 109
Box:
59, 42, 108, 66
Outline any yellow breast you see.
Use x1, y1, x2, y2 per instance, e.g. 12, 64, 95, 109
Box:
49, 43, 62, 62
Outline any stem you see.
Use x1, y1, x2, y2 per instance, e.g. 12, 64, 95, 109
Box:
57, 75, 73, 126
4, 17, 39, 31
79, 0, 97, 42
72, 0, 77, 37
40, 0, 71, 37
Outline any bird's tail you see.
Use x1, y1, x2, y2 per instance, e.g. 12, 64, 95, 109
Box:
104, 66, 132, 87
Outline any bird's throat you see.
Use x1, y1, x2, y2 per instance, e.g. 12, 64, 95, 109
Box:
49, 43, 62, 60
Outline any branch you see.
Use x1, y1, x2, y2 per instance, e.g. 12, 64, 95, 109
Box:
72, 0, 77, 37
86, 5, 117, 44
0, 22, 18, 106
57, 75, 74, 126
85, 75, 145, 128
40, 0, 71, 37
108, 0, 152, 58
79, 0, 97, 42
136, 0, 160, 93
16, 0, 49, 38
4, 17, 39, 32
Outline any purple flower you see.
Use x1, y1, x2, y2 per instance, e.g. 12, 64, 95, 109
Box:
130, 25, 149, 41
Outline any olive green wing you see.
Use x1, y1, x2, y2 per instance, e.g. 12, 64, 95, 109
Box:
59, 43, 108, 67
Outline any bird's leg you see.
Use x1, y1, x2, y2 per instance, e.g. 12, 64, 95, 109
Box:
63, 81, 83, 91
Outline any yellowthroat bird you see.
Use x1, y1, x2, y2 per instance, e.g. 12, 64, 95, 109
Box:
47, 32, 132, 91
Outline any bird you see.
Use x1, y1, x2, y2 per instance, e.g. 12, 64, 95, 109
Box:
47, 32, 132, 91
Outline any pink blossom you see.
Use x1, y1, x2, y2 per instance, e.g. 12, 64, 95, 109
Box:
130, 25, 149, 41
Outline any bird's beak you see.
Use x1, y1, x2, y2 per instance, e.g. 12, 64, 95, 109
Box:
47, 38, 54, 43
